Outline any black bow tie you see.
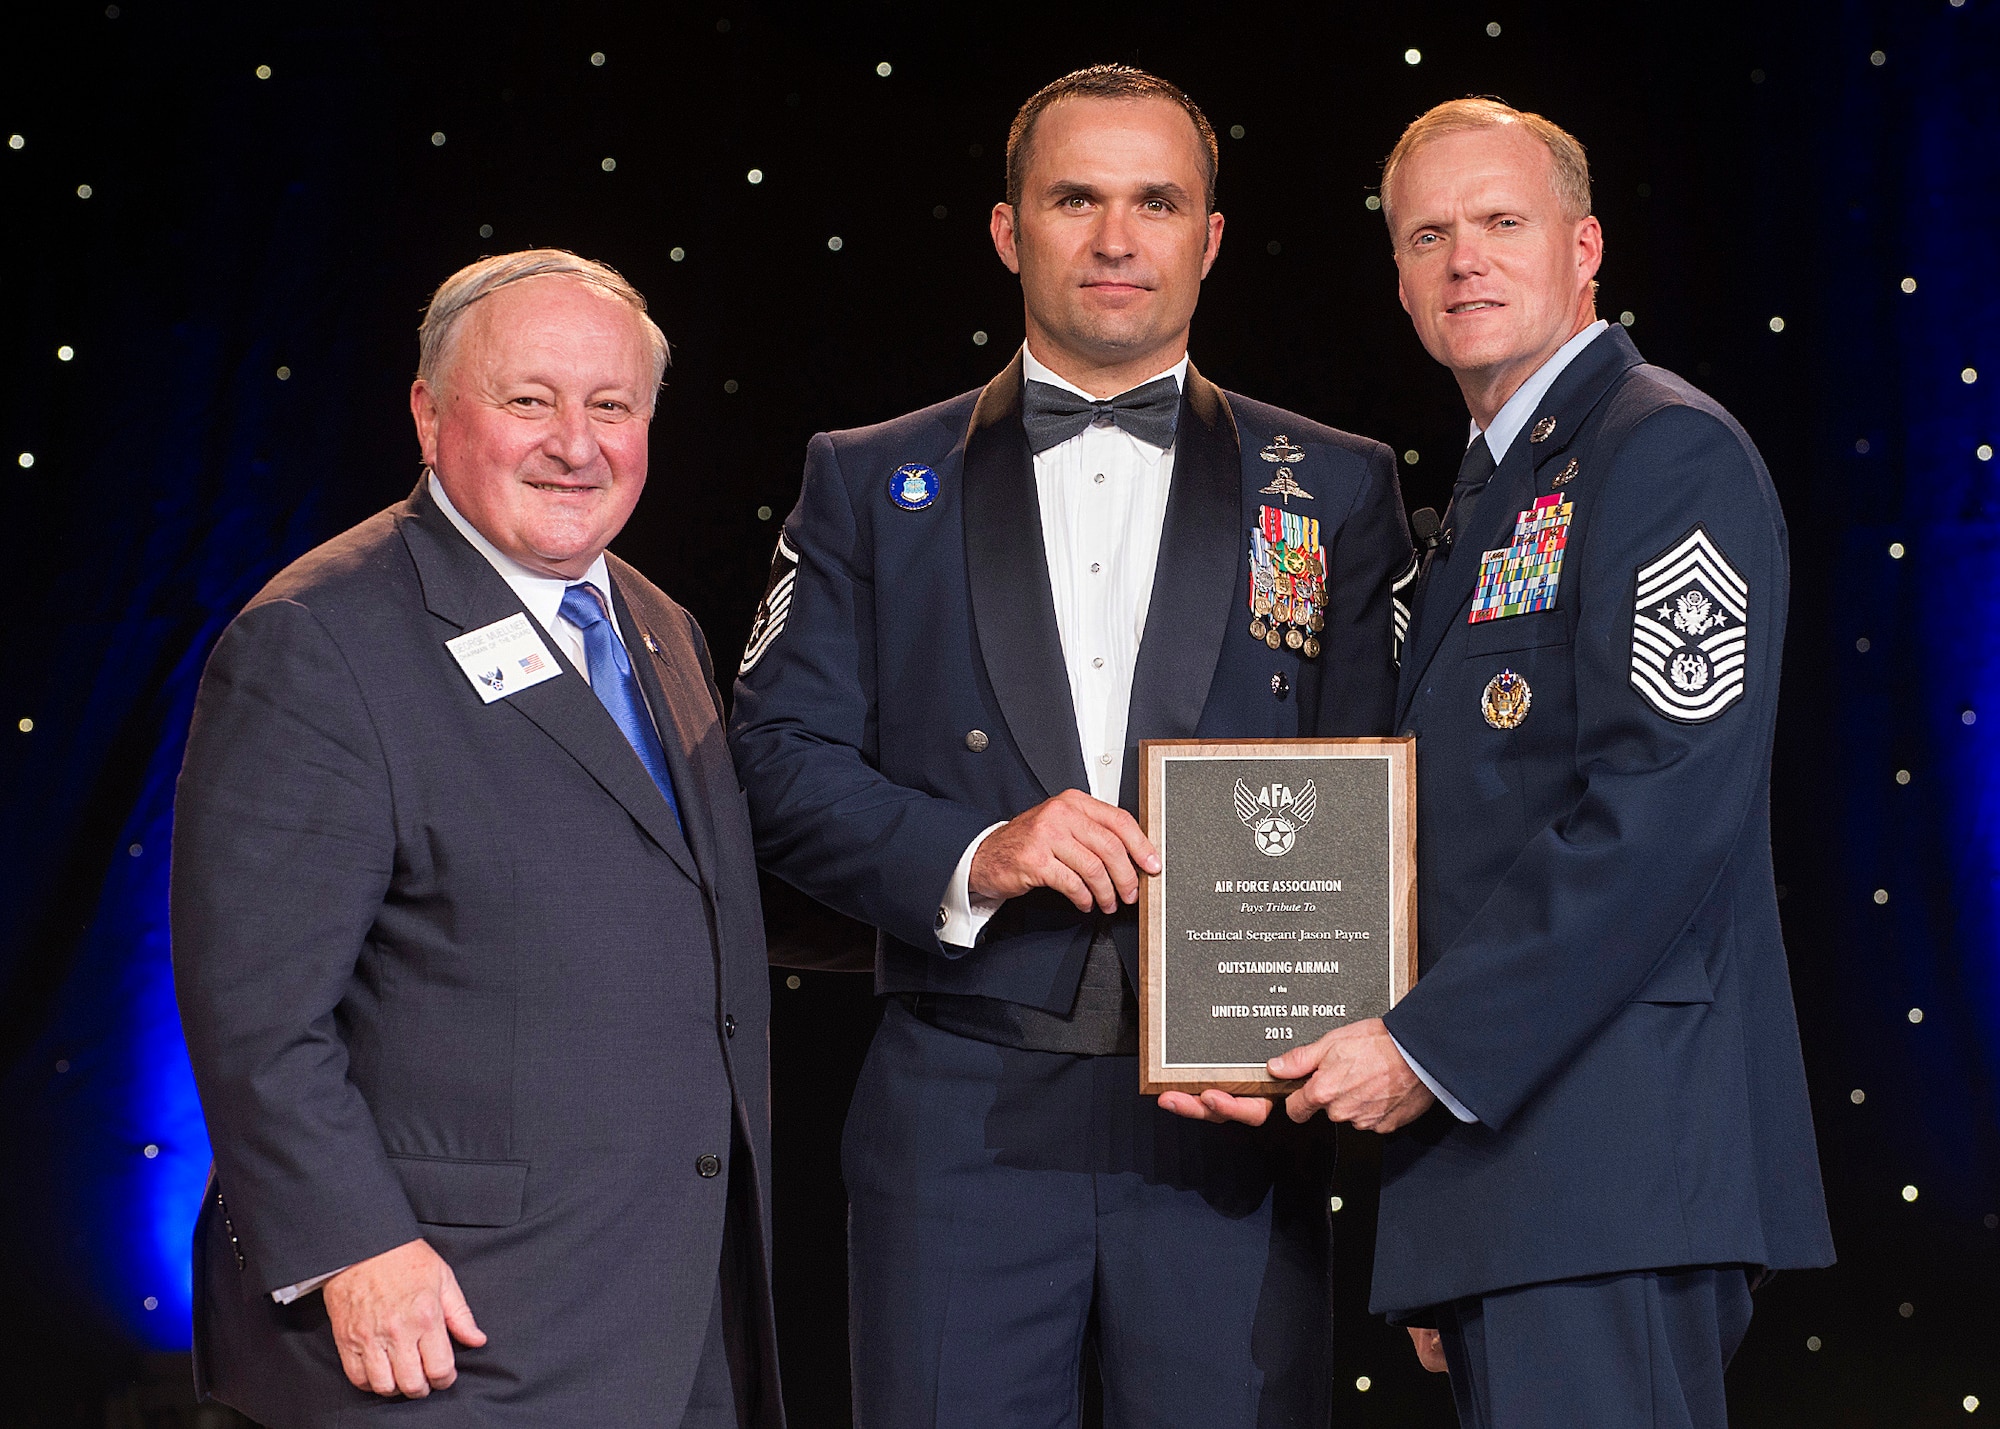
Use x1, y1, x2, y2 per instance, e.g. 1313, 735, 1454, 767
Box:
1021, 375, 1181, 455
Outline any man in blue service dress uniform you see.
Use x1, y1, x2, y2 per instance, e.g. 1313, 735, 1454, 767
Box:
729, 68, 1410, 1428
1170, 100, 1833, 1428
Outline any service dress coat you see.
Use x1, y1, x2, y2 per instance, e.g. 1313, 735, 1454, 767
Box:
1375, 325, 1835, 1318
172, 480, 781, 1427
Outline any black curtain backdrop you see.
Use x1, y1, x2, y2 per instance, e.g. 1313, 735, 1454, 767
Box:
3, 1, 1996, 1424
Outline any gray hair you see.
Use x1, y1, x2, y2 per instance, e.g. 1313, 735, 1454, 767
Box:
416, 248, 670, 404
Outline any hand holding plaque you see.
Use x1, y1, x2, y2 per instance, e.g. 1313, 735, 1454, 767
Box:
1137, 738, 1417, 1099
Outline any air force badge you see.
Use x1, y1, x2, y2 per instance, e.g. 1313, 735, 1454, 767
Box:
888, 463, 939, 510
1631, 526, 1748, 722
1234, 778, 1317, 858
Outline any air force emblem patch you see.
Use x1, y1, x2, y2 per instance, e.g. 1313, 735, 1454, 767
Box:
1631, 526, 1748, 722
738, 531, 799, 676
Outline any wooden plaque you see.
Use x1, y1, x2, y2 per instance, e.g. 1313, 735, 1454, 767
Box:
1138, 737, 1417, 1096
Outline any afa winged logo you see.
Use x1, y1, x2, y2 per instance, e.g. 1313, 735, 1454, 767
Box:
1234, 779, 1317, 858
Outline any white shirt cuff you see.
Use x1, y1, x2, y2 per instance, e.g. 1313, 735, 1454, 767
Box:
936, 823, 1008, 948
271, 1267, 347, 1304
1390, 1034, 1478, 1123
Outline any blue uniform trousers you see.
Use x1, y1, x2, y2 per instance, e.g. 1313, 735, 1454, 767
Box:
843, 1001, 1332, 1429
1437, 1266, 1754, 1429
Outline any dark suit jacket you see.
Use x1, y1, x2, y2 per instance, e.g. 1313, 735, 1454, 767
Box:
1375, 326, 1835, 1317
728, 356, 1410, 1010
171, 480, 781, 1426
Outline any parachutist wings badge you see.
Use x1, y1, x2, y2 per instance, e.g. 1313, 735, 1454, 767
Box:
1234, 778, 1317, 858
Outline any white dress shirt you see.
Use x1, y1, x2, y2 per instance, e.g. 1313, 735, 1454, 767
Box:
270, 474, 634, 1304
1390, 318, 1614, 1128
934, 347, 1188, 948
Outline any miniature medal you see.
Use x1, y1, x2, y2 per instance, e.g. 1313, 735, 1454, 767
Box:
1247, 503, 1328, 658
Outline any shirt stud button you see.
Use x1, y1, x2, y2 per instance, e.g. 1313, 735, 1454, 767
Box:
696, 1153, 721, 1178
1094, 473, 1105, 484
1099, 753, 1114, 765
1092, 657, 1105, 669
1090, 562, 1101, 573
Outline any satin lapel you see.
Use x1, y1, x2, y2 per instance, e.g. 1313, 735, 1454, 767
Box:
1394, 328, 1646, 723
400, 482, 700, 882
962, 355, 1091, 800
607, 566, 723, 892
1119, 365, 1240, 814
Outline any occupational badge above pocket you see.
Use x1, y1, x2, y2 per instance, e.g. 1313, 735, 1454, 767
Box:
738, 531, 799, 676
1630, 526, 1747, 722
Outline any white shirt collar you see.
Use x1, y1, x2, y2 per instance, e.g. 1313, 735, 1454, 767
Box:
428, 472, 619, 641
1473, 319, 1612, 465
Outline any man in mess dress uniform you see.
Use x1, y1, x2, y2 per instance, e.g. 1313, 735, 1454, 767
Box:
730, 66, 1411, 1428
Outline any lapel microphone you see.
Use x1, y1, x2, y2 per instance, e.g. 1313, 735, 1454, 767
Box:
1411, 506, 1445, 554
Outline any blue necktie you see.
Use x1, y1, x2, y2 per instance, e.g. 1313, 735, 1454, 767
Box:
559, 582, 683, 834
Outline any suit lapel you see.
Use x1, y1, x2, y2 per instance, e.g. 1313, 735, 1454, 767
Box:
1395, 328, 1645, 722
400, 481, 701, 882
962, 356, 1092, 800
607, 562, 725, 892
1119, 365, 1241, 814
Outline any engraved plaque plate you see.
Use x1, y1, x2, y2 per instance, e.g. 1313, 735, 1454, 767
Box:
1138, 738, 1416, 1095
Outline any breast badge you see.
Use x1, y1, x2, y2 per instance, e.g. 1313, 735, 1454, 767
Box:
1469, 493, 1574, 623
1248, 504, 1325, 657
1258, 435, 1314, 504
1630, 525, 1748, 722
1481, 669, 1532, 730
888, 462, 939, 510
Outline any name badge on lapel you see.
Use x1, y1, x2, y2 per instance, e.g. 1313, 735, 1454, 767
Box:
445, 612, 564, 704
1469, 494, 1574, 624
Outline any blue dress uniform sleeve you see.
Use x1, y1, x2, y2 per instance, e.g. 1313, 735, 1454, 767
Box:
1382, 404, 1787, 1129
172, 599, 423, 1293
729, 433, 998, 956
1314, 442, 1409, 737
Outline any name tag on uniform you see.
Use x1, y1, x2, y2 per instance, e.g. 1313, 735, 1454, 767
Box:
445, 613, 563, 704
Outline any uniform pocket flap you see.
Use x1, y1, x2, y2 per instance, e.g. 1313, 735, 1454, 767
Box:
388, 1154, 529, 1227
1629, 954, 1715, 1005
1464, 609, 1570, 657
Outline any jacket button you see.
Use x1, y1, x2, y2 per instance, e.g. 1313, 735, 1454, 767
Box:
724, 1014, 737, 1038
697, 1153, 721, 1178
965, 729, 989, 752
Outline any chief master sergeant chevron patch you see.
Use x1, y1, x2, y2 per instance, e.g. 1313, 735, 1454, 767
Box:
1630, 526, 1748, 722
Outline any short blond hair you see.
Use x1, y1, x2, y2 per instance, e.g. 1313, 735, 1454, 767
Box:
1380, 98, 1592, 231
417, 248, 670, 403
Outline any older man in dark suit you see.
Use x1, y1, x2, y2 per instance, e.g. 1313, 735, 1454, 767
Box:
172, 250, 780, 1427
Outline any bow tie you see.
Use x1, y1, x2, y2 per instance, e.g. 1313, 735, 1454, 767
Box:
1020, 375, 1181, 455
